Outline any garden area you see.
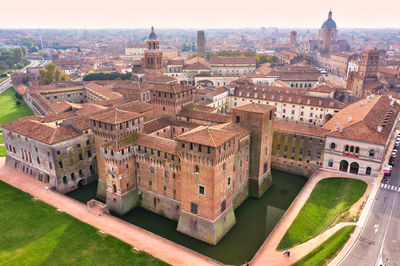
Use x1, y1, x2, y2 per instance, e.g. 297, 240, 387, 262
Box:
0, 181, 167, 266
278, 178, 367, 250
292, 225, 356, 266
0, 86, 33, 126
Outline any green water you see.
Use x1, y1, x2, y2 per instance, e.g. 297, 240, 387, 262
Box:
67, 170, 307, 265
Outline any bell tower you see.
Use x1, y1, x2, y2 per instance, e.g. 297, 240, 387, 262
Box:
144, 26, 163, 74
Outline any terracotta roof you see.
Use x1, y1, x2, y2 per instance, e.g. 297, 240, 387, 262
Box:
178, 109, 231, 123
2, 116, 81, 145
233, 88, 345, 109
134, 134, 177, 154
232, 102, 274, 114
115, 101, 153, 114
176, 125, 238, 147
206, 86, 229, 97
143, 116, 198, 134
274, 120, 329, 138
184, 61, 210, 70
309, 84, 335, 93
89, 108, 142, 124
323, 96, 400, 144
151, 83, 194, 93
167, 59, 184, 65
209, 57, 256, 65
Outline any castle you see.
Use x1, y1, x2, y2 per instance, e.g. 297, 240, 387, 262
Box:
3, 27, 399, 245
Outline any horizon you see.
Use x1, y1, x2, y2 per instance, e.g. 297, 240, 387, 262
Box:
2, 0, 400, 29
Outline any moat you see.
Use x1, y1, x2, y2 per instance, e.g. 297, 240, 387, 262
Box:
67, 169, 307, 265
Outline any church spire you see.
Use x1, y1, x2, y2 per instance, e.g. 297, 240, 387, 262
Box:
328, 9, 332, 19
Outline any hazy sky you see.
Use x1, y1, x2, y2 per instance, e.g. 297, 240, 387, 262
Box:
2, 0, 400, 29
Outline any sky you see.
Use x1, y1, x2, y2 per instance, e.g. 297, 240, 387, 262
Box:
1, 0, 400, 29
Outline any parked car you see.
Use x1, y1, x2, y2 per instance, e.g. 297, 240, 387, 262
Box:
392, 152, 397, 158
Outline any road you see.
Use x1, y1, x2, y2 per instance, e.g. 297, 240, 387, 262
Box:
339, 154, 400, 266
0, 60, 48, 93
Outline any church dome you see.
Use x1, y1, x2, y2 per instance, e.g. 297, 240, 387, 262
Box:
321, 10, 337, 29
148, 26, 158, 40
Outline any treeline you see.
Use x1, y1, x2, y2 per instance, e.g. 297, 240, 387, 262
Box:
83, 72, 133, 81
189, 50, 278, 65
0, 47, 29, 72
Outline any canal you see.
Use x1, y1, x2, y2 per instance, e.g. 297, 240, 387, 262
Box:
67, 169, 307, 265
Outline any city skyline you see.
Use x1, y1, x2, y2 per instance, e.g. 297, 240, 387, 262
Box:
2, 0, 400, 29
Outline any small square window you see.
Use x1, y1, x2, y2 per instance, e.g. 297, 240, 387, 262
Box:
199, 185, 205, 195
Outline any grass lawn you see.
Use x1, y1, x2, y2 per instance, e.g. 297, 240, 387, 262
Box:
292, 225, 356, 266
0, 146, 5, 157
0, 181, 168, 266
278, 178, 366, 250
0, 86, 33, 126
0, 134, 3, 144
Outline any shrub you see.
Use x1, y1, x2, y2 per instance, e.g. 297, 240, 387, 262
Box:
16, 101, 21, 106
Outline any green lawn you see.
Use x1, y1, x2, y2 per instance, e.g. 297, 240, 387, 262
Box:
0, 181, 168, 266
278, 178, 366, 250
292, 225, 356, 266
0, 86, 34, 126
0, 146, 5, 157
0, 134, 3, 144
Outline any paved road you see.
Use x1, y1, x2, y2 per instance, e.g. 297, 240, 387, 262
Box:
340, 155, 400, 266
0, 60, 48, 93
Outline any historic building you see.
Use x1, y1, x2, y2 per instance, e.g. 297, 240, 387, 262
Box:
144, 27, 163, 78
197, 30, 206, 54
322, 95, 399, 176
209, 57, 256, 75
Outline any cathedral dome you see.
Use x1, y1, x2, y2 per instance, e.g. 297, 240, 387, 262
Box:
321, 10, 337, 29
148, 26, 158, 40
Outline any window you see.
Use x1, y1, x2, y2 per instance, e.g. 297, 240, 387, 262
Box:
79, 154, 83, 160
235, 116, 240, 123
87, 150, 92, 157
369, 150, 375, 157
345, 145, 349, 152
79, 169, 82, 176
330, 143, 336, 149
366, 167, 372, 175
63, 176, 67, 184
59, 161, 63, 168
199, 185, 205, 195
57, 151, 61, 155
164, 170, 169, 178
150, 166, 154, 173
277, 144, 280, 150
223, 163, 226, 171
227, 177, 231, 186
194, 165, 199, 174
191, 202, 198, 214
355, 147, 360, 154
86, 140, 90, 145
221, 200, 226, 213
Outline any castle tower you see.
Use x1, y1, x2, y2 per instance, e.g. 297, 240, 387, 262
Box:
89, 108, 144, 205
144, 26, 163, 77
176, 126, 238, 245
231, 103, 275, 198
289, 31, 297, 47
359, 50, 379, 78
197, 31, 206, 53
150, 83, 194, 118
319, 10, 338, 52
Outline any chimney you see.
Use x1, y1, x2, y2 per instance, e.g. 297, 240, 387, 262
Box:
360, 102, 363, 107
336, 122, 341, 129
348, 116, 352, 122
377, 126, 382, 133
339, 126, 343, 133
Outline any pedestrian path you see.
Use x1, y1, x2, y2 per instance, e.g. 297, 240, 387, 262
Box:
380, 183, 400, 192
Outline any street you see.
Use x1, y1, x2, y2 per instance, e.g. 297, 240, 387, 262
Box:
339, 153, 400, 266
0, 60, 48, 93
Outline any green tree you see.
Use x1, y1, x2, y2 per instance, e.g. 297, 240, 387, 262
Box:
39, 63, 69, 85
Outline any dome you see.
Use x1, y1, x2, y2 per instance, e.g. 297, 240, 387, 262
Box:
321, 10, 337, 29
148, 26, 158, 40
321, 19, 337, 29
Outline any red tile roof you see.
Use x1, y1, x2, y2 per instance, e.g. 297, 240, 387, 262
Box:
209, 57, 256, 65
176, 125, 238, 147
89, 108, 142, 124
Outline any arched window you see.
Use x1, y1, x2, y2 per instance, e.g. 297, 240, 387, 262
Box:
350, 146, 354, 153
355, 147, 360, 154
330, 143, 336, 149
113, 184, 117, 193
328, 159, 333, 167
345, 145, 349, 152
223, 163, 226, 171
194, 165, 199, 174
369, 150, 375, 157
366, 167, 372, 175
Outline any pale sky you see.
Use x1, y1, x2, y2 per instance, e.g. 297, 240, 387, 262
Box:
1, 0, 399, 29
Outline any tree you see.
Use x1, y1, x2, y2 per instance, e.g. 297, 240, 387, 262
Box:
39, 63, 69, 85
